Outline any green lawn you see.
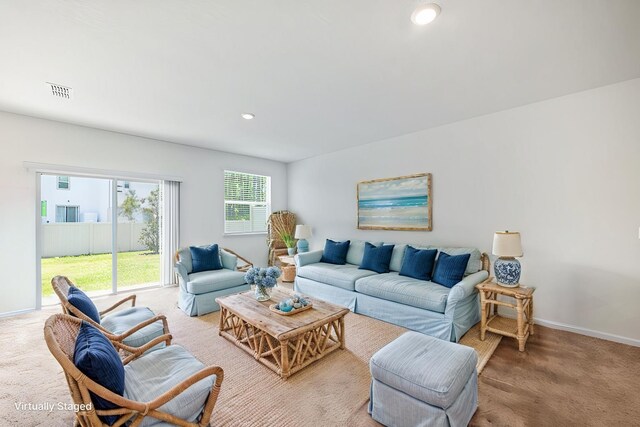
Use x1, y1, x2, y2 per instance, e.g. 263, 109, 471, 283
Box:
42, 251, 160, 297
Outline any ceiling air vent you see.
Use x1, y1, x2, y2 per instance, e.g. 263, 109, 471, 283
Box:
46, 82, 73, 100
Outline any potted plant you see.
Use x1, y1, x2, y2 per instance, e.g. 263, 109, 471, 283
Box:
280, 233, 296, 255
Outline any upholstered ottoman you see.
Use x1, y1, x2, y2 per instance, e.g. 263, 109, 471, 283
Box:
369, 331, 478, 427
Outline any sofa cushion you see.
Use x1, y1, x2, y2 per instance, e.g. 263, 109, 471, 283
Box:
399, 246, 438, 281
432, 247, 482, 276
432, 252, 471, 288
355, 272, 450, 313
187, 270, 246, 295
359, 243, 395, 274
101, 307, 165, 349
179, 245, 226, 274
297, 263, 377, 291
370, 331, 477, 408
124, 345, 215, 427
346, 240, 383, 266
74, 322, 124, 425
320, 239, 351, 265
177, 247, 194, 273
68, 286, 101, 324
190, 244, 223, 273
389, 243, 430, 272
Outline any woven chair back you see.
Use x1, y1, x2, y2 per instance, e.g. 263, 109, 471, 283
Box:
50, 276, 98, 324
44, 314, 107, 427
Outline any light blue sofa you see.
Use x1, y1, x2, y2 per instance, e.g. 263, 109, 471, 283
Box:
174, 246, 250, 316
294, 241, 489, 342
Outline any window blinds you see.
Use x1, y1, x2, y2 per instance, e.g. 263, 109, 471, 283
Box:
224, 171, 270, 233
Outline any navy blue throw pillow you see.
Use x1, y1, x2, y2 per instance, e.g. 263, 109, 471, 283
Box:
320, 239, 351, 265
68, 286, 101, 324
74, 322, 125, 425
432, 252, 471, 288
190, 244, 223, 273
399, 246, 438, 281
359, 242, 395, 274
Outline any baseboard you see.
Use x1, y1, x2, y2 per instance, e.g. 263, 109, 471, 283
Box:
495, 307, 640, 347
533, 317, 640, 347
0, 308, 35, 318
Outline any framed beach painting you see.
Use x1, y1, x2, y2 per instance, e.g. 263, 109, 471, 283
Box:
357, 173, 432, 231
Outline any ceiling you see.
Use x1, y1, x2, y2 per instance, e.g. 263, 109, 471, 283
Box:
1, 1, 639, 163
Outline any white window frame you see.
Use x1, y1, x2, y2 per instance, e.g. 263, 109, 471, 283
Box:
55, 205, 80, 223
57, 175, 70, 190
223, 170, 271, 235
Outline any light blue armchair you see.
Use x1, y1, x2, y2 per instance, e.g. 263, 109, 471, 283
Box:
175, 246, 252, 316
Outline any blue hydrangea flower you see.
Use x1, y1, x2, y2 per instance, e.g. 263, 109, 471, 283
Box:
244, 267, 258, 284
266, 266, 281, 279
262, 276, 277, 288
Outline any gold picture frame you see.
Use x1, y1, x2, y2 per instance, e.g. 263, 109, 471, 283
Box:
357, 173, 432, 231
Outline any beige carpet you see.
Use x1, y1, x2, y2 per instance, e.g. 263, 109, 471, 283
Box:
0, 286, 499, 426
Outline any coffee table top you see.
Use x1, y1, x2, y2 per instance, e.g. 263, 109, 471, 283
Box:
216, 288, 349, 341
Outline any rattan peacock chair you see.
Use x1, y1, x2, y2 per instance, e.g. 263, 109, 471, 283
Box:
267, 210, 296, 266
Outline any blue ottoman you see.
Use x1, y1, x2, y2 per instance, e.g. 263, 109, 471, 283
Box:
369, 331, 478, 427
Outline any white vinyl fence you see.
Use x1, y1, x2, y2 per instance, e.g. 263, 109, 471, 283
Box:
42, 223, 147, 258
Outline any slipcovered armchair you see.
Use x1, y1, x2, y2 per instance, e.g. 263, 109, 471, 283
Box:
175, 245, 252, 316
51, 276, 170, 352
44, 314, 223, 427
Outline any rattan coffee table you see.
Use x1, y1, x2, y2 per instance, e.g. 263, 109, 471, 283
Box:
216, 288, 349, 379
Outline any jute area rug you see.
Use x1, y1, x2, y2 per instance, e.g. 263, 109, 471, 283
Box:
0, 286, 500, 427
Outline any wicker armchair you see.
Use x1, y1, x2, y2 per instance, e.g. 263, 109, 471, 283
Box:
51, 276, 170, 352
44, 314, 223, 427
267, 210, 296, 266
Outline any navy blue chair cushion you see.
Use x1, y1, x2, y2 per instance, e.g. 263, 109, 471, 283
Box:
68, 286, 101, 324
190, 244, 223, 273
432, 252, 471, 288
74, 322, 125, 425
399, 246, 438, 281
320, 239, 351, 265
359, 242, 395, 274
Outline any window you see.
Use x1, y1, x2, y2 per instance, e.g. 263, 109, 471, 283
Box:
57, 176, 70, 190
55, 205, 79, 223
224, 171, 270, 234
123, 181, 130, 189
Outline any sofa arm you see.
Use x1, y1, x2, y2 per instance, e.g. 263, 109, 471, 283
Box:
220, 249, 238, 271
296, 250, 323, 267
175, 262, 190, 290
446, 271, 489, 306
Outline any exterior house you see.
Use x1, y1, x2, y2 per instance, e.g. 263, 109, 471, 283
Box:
40, 175, 155, 224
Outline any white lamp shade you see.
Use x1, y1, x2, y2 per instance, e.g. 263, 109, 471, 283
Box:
294, 225, 312, 239
492, 231, 523, 257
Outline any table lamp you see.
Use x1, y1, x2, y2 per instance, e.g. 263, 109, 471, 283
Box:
492, 231, 523, 287
295, 225, 312, 253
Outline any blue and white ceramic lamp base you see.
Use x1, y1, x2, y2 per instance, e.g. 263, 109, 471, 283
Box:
494, 257, 521, 287
297, 239, 309, 253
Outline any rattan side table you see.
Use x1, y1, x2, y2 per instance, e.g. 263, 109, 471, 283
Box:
476, 278, 535, 352
278, 255, 296, 282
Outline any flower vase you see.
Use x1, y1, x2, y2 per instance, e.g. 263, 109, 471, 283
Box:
287, 247, 296, 256
254, 285, 271, 302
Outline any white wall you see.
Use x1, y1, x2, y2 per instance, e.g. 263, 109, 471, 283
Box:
0, 111, 287, 314
288, 78, 640, 344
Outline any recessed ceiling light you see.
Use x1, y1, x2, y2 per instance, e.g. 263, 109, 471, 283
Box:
411, 3, 441, 26
241, 113, 255, 120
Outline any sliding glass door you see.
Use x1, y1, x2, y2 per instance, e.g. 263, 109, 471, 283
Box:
116, 180, 160, 292
39, 174, 161, 305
